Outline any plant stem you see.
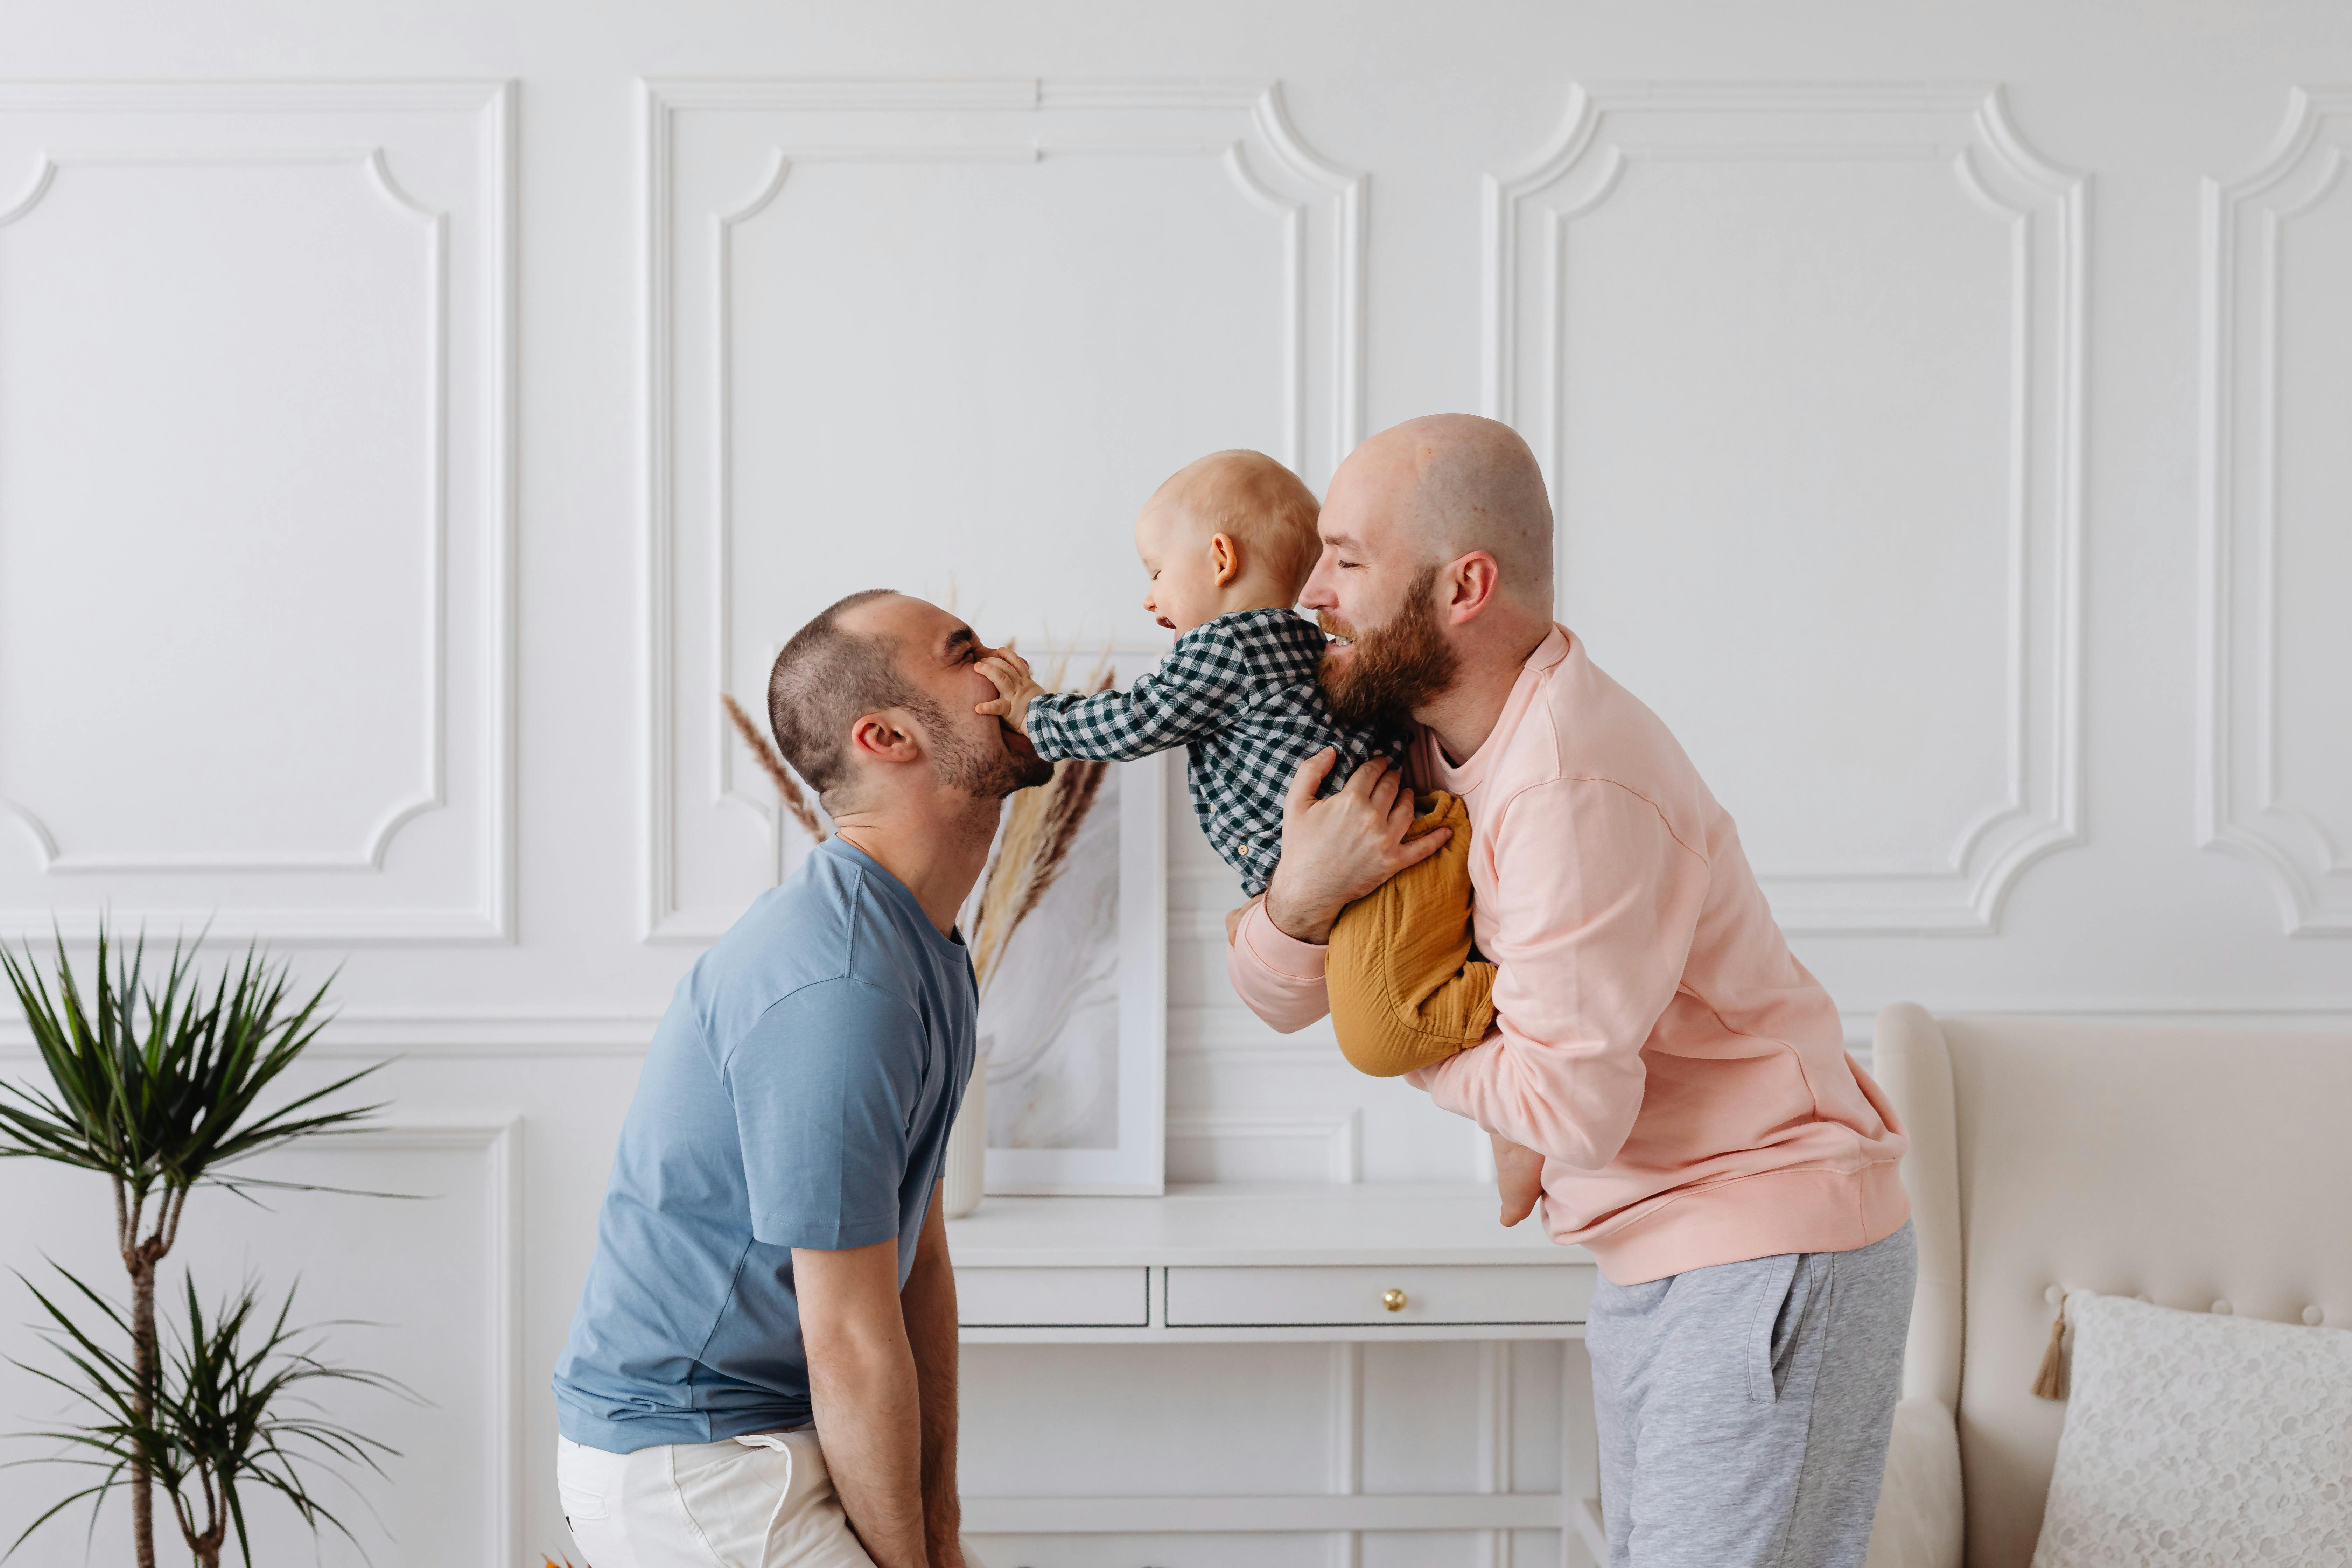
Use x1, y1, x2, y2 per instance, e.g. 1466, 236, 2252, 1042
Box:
128, 1258, 156, 1568
192, 1465, 224, 1568
114, 1175, 159, 1568
113, 1177, 198, 1568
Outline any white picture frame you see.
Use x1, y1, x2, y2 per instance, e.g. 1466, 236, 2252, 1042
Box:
980, 660, 1168, 1197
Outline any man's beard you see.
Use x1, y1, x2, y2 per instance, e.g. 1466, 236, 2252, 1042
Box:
1318, 564, 1460, 732
924, 701, 1055, 799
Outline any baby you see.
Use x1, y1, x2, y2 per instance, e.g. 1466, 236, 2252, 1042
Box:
973, 449, 1506, 1097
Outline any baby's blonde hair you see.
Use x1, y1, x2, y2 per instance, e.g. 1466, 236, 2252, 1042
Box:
1151, 450, 1322, 595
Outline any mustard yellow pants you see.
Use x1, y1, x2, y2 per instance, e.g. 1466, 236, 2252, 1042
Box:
1326, 791, 1497, 1077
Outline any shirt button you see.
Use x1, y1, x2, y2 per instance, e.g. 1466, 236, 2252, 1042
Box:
1236, 841, 1251, 856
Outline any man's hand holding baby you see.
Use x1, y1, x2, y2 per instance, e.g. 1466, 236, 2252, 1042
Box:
1261, 748, 1448, 945
975, 650, 1044, 736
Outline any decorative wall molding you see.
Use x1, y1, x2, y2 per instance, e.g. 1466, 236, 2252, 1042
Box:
1475, 1340, 1517, 1568
961, 1491, 1566, 1533
639, 77, 1362, 942
0, 148, 448, 877
0, 80, 516, 944
1166, 1109, 1362, 1183
1835, 999, 2352, 1046
1162, 997, 2352, 1060
965, 1337, 1567, 1546
0, 1009, 663, 1059
1328, 1340, 1363, 1568
1484, 84, 2084, 934
310, 1117, 522, 1568
2198, 87, 2352, 936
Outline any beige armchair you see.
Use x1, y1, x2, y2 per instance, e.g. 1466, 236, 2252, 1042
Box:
1860, 1004, 2352, 1568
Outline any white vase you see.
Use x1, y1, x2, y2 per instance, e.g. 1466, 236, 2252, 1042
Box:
942, 1069, 987, 1219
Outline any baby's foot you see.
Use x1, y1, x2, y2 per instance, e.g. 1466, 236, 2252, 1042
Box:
1493, 1134, 1544, 1227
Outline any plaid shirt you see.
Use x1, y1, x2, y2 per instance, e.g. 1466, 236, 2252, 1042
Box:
1026, 608, 1407, 895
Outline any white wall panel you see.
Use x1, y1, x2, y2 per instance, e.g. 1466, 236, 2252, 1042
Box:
1488, 86, 2082, 934
0, 8, 2346, 1568
961, 1343, 1336, 1497
2200, 88, 2352, 935
643, 80, 1362, 940
0, 83, 513, 943
211, 1121, 524, 1568
969, 1534, 1331, 1568
959, 1339, 1582, 1567
0, 1117, 519, 1568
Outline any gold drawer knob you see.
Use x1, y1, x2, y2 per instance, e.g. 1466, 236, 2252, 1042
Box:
1382, 1289, 1407, 1312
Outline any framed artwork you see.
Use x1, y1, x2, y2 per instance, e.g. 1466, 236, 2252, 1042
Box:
979, 678, 1167, 1197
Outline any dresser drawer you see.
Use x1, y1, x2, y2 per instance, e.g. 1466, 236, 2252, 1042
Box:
957, 1267, 1149, 1327
1165, 1264, 1592, 1327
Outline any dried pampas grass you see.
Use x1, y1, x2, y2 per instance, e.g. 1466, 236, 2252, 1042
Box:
722, 693, 830, 844
968, 656, 1114, 994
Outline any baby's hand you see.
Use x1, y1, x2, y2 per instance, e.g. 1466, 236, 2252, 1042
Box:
975, 649, 1044, 735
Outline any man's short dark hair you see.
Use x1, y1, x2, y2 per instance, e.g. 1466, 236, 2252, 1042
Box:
767, 589, 938, 806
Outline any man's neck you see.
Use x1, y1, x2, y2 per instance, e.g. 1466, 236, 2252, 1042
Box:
829, 795, 999, 935
1415, 620, 1553, 766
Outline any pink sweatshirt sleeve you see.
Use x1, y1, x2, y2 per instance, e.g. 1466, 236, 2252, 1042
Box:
1408, 778, 1706, 1171
1224, 899, 1332, 1034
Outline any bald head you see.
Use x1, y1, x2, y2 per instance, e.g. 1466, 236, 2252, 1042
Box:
1146, 448, 1322, 593
1343, 414, 1554, 613
766, 588, 926, 806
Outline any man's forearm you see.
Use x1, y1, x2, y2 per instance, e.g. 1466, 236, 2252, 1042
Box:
902, 1227, 962, 1563
1225, 898, 1332, 1033
1262, 860, 1347, 945
806, 1324, 928, 1568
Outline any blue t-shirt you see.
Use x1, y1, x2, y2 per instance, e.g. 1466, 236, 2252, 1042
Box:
552, 838, 975, 1451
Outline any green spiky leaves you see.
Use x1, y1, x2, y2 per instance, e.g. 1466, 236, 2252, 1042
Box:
0, 924, 386, 1213
6, 1267, 411, 1568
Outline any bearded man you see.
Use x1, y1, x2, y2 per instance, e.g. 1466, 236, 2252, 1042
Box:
554, 591, 1043, 1568
1228, 415, 1916, 1568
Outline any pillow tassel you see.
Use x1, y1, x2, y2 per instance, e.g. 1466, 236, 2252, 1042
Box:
2032, 1292, 2070, 1400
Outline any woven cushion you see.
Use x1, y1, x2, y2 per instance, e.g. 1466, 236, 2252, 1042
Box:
2032, 1292, 2352, 1567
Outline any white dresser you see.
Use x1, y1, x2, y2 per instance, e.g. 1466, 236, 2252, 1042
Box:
948, 1183, 1608, 1558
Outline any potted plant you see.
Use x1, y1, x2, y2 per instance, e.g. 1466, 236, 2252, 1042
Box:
0, 926, 399, 1568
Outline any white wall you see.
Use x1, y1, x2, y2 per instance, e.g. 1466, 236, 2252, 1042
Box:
1, 2, 2348, 1564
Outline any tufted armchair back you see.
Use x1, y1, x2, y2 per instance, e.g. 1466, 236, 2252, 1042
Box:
1871, 1004, 2352, 1568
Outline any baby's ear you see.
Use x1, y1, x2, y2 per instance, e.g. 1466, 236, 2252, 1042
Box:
1211, 532, 1241, 585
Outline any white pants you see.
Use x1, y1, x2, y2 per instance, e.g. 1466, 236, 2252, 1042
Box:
558, 1429, 980, 1568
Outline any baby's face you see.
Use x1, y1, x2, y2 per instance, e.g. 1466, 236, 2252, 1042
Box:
1134, 504, 1220, 637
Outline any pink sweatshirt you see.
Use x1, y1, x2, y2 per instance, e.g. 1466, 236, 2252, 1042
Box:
1227, 626, 1909, 1284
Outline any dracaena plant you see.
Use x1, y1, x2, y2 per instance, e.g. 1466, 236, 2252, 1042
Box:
8, 1269, 406, 1568
0, 924, 386, 1568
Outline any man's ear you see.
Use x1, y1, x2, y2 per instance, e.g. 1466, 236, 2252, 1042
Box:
1211, 533, 1241, 587
1444, 551, 1502, 625
848, 710, 922, 765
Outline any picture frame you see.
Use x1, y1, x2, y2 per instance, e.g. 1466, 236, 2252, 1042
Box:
980, 659, 1168, 1196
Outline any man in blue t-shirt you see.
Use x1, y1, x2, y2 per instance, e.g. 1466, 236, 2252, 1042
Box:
554, 590, 1051, 1568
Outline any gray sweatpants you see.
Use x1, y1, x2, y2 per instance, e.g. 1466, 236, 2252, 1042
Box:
1586, 1220, 1915, 1568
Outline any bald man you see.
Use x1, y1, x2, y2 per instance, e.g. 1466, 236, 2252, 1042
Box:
1226, 416, 1916, 1568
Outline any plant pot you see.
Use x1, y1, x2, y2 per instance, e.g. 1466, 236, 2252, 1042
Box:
942, 1069, 986, 1219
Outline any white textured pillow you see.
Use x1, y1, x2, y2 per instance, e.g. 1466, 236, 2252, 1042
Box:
2032, 1291, 2352, 1568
